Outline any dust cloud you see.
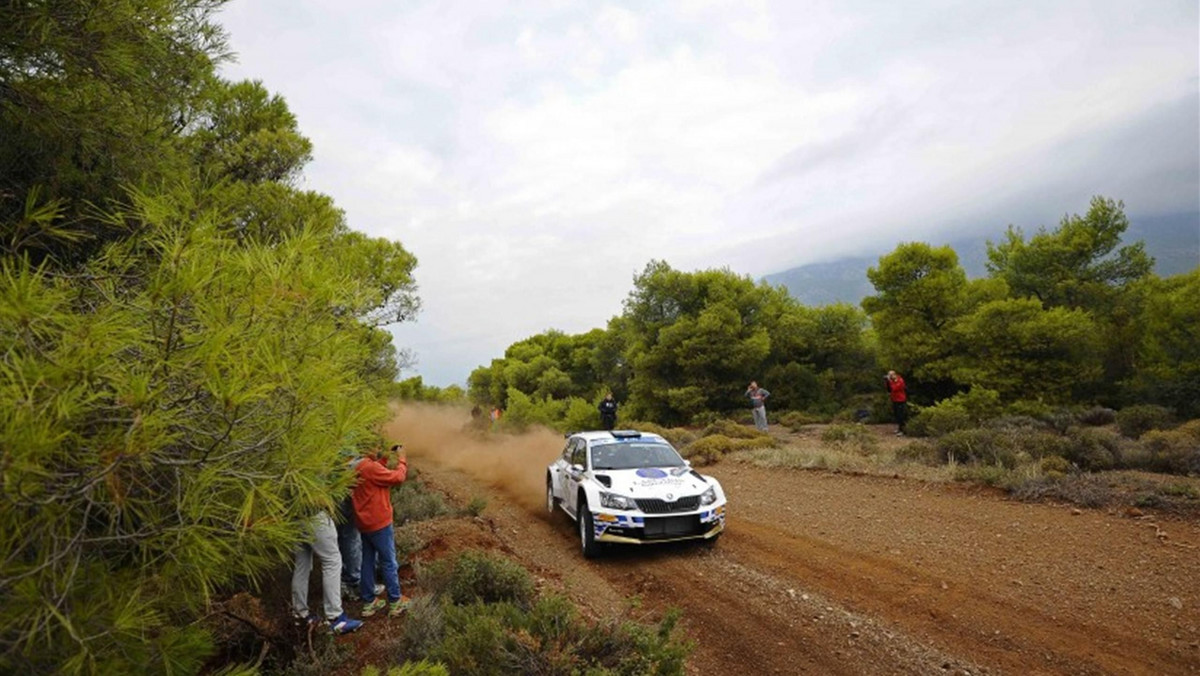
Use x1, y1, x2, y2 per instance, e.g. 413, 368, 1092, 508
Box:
381, 403, 565, 515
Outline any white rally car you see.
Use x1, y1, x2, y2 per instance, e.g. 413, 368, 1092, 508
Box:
546, 430, 727, 558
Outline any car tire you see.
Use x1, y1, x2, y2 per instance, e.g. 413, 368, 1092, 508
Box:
546, 475, 559, 514
578, 497, 601, 559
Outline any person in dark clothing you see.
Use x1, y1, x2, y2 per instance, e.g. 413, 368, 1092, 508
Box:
598, 392, 618, 431
885, 370, 907, 435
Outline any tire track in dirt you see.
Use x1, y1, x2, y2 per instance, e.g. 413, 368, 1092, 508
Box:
727, 518, 1176, 675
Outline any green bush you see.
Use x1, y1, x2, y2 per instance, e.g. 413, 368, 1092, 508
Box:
418, 551, 535, 609
1077, 406, 1117, 426
820, 424, 877, 454
1116, 404, 1174, 438
361, 661, 450, 676
412, 596, 691, 676
681, 435, 738, 466
562, 397, 600, 433
1011, 475, 1116, 508
702, 419, 767, 440
984, 415, 1047, 431
937, 429, 1016, 467
895, 440, 940, 466
623, 421, 697, 448
1039, 455, 1071, 477
680, 433, 776, 466
1006, 399, 1054, 419
911, 404, 972, 438
393, 479, 451, 525
1063, 427, 1122, 471
776, 410, 827, 430
1140, 420, 1200, 475
462, 495, 488, 517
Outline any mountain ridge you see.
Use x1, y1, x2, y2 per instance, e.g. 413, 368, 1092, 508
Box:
763, 212, 1199, 306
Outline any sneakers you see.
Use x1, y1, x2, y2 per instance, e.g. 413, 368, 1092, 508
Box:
293, 612, 320, 627
361, 597, 388, 617
388, 596, 413, 617
342, 582, 386, 599
329, 612, 363, 635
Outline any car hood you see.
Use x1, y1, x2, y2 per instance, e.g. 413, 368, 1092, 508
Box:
594, 467, 711, 497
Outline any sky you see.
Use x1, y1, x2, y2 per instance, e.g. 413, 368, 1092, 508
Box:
216, 0, 1200, 387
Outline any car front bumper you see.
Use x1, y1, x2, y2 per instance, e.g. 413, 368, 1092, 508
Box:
590, 504, 726, 544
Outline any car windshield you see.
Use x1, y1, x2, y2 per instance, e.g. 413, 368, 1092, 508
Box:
590, 442, 685, 470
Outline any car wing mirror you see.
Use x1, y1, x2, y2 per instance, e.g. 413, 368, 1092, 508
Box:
570, 463, 585, 475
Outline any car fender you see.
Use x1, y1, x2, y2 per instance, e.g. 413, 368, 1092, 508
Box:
577, 479, 602, 514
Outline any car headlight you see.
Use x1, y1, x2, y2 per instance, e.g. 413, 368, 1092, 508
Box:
599, 491, 636, 510
699, 486, 717, 506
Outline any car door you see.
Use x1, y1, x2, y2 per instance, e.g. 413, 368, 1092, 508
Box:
564, 438, 588, 516
552, 440, 572, 505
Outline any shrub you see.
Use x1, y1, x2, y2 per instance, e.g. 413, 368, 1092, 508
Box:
1039, 455, 1071, 477
1116, 404, 1174, 438
937, 429, 1017, 468
820, 424, 877, 454
1063, 427, 1122, 471
776, 410, 827, 430
361, 661, 450, 676
895, 440, 940, 466
417, 597, 691, 676
1042, 408, 1079, 435
623, 421, 697, 448
1140, 420, 1200, 475
562, 397, 599, 433
1077, 406, 1117, 426
418, 551, 535, 609
680, 433, 777, 466
397, 595, 447, 660
393, 479, 451, 525
462, 496, 488, 517
984, 415, 1047, 431
1006, 399, 1054, 419
501, 388, 565, 432
681, 435, 738, 466
394, 528, 425, 562
1011, 475, 1116, 508
912, 404, 972, 438
701, 419, 766, 440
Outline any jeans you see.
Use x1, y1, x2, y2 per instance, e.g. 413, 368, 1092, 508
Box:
291, 511, 343, 620
336, 498, 361, 586
892, 401, 908, 433
752, 406, 768, 431
360, 524, 401, 602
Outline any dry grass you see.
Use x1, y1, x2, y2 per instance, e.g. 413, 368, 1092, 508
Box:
729, 428, 955, 482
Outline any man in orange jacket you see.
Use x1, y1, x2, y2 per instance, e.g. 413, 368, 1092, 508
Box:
353, 443, 410, 617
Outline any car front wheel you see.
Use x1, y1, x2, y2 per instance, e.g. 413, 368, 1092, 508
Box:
578, 497, 601, 559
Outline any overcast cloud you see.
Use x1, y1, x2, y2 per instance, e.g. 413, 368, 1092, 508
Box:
216, 0, 1199, 386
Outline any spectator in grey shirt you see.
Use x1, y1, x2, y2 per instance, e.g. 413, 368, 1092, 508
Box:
745, 381, 771, 432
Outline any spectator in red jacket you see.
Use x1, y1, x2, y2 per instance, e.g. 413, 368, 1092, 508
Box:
885, 371, 908, 436
353, 443, 410, 618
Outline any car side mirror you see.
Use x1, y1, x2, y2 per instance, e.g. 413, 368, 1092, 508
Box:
570, 464, 584, 475
684, 460, 692, 468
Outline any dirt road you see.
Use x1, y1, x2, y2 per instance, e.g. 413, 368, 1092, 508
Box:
389, 407, 1200, 675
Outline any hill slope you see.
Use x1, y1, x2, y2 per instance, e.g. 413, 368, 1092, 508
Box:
765, 212, 1199, 306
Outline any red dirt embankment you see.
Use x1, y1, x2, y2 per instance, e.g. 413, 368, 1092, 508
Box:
389, 405, 1200, 675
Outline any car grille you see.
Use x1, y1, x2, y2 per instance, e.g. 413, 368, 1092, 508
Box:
643, 515, 704, 538
635, 496, 700, 514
